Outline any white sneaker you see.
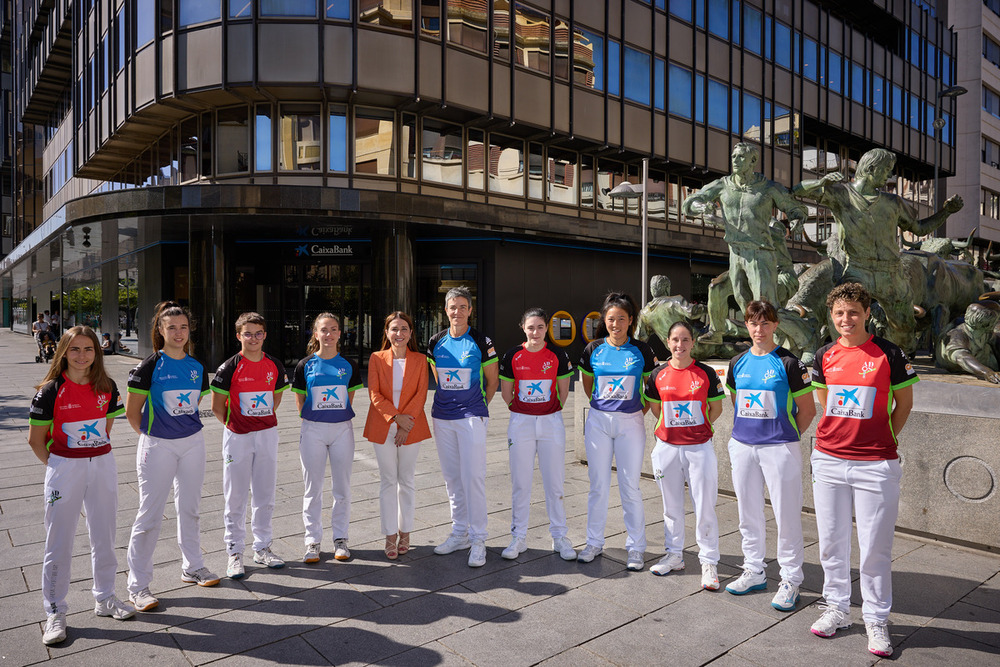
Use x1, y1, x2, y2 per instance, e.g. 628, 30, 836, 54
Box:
253, 546, 285, 569
626, 549, 645, 571
42, 612, 66, 645
128, 587, 159, 612
553, 536, 577, 561
811, 603, 852, 638
866, 621, 893, 657
650, 552, 685, 576
576, 544, 602, 563
94, 595, 136, 620
181, 567, 221, 587
302, 543, 321, 563
468, 540, 487, 567
725, 568, 767, 595
501, 536, 527, 560
434, 534, 471, 555
227, 553, 245, 579
701, 563, 719, 590
333, 539, 351, 561
771, 580, 800, 611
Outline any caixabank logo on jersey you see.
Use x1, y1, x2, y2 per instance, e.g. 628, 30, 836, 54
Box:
163, 389, 197, 416
437, 368, 472, 391
665, 400, 704, 427
826, 385, 876, 419
735, 389, 776, 420
239, 392, 274, 417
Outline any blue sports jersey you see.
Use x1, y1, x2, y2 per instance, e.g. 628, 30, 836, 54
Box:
579, 337, 656, 414
426, 327, 498, 420
725, 346, 813, 445
127, 352, 210, 439
291, 354, 363, 423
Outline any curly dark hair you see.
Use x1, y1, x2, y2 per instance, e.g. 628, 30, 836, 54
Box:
826, 283, 872, 311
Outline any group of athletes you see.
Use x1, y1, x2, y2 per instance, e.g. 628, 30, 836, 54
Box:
28, 281, 916, 658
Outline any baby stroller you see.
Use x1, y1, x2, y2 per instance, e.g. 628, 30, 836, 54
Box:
35, 330, 56, 363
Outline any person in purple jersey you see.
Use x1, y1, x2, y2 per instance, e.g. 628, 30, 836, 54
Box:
125, 302, 219, 614
724, 300, 815, 611
577, 292, 656, 571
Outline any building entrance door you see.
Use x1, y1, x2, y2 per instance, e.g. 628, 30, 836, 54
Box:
280, 262, 371, 371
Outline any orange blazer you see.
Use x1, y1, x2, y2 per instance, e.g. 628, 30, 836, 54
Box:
363, 349, 431, 445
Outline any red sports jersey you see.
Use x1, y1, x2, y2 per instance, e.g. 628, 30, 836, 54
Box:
498, 342, 573, 416
28, 374, 125, 458
812, 335, 919, 460
210, 352, 289, 434
643, 360, 725, 445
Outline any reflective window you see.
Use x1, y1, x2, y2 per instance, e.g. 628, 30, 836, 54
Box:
771, 105, 792, 148
327, 0, 349, 19
101, 35, 109, 92
355, 107, 396, 176
402, 113, 417, 177
983, 137, 1000, 168
422, 118, 463, 186
654, 57, 665, 111
180, 117, 199, 182
421, 0, 441, 38
695, 74, 704, 123
546, 148, 578, 205
872, 74, 884, 113
743, 5, 761, 54
138, 0, 155, 46
494, 1, 511, 61
256, 105, 272, 171
528, 143, 543, 199
647, 170, 666, 220
580, 155, 594, 208
943, 53, 952, 86
986, 34, 1000, 69
624, 47, 650, 105
201, 112, 213, 177
229, 0, 250, 18
707, 0, 727, 39
909, 93, 920, 129
515, 3, 550, 75
553, 17, 570, 80
926, 103, 936, 137
695, 0, 705, 28
851, 63, 864, 104
261, 0, 315, 16
668, 64, 692, 118
179, 0, 221, 26
826, 51, 841, 93
731, 0, 739, 45
488, 134, 524, 196
360, 0, 412, 30
596, 159, 625, 211
447, 0, 487, 52
468, 129, 485, 189
579, 30, 603, 91
608, 38, 621, 96
764, 17, 771, 59
329, 107, 347, 171
802, 36, 817, 81
707, 79, 728, 130
741, 92, 761, 140
774, 21, 790, 69
892, 84, 904, 121
116, 7, 126, 71
927, 43, 937, 77
279, 104, 321, 170
669, 0, 692, 23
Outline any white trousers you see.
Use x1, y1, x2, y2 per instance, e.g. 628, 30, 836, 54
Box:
127, 431, 207, 593
300, 419, 355, 545
811, 449, 901, 623
42, 453, 119, 614
650, 438, 719, 564
584, 409, 646, 550
507, 412, 569, 540
433, 416, 489, 542
373, 424, 421, 536
728, 438, 805, 585
222, 426, 278, 554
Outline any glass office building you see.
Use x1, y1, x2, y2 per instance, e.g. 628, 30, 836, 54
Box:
2, 0, 958, 368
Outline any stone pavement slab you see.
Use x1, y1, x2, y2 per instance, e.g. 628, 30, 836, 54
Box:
0, 330, 998, 665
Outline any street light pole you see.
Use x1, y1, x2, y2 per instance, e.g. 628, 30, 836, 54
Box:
934, 85, 968, 214
607, 159, 650, 307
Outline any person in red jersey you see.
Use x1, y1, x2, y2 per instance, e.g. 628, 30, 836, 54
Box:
211, 312, 290, 579
642, 321, 725, 589
28, 326, 134, 646
809, 283, 918, 659
498, 307, 576, 562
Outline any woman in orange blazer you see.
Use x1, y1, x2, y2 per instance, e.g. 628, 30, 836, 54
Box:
363, 311, 431, 560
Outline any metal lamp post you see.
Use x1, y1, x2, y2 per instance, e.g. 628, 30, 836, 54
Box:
934, 85, 968, 212
608, 158, 650, 306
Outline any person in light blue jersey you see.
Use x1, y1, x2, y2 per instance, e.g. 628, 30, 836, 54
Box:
125, 301, 219, 614
724, 300, 815, 611
577, 292, 656, 571
293, 312, 363, 564
427, 286, 499, 568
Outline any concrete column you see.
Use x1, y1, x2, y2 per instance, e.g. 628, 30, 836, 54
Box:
189, 220, 228, 369
372, 221, 415, 321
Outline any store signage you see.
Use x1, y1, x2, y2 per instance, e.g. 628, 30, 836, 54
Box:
296, 224, 354, 237
293, 243, 358, 257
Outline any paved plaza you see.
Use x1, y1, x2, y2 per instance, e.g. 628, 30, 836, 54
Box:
0, 330, 998, 666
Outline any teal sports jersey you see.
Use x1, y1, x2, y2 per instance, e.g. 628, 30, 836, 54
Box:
579, 337, 656, 414
127, 352, 209, 439
427, 327, 498, 420
291, 353, 363, 423
726, 346, 813, 444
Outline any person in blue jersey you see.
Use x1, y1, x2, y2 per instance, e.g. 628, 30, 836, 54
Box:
292, 313, 363, 564
427, 286, 499, 568
125, 302, 219, 613
578, 292, 656, 571
724, 300, 815, 610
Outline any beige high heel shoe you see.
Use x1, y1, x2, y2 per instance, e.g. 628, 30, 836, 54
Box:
397, 531, 410, 555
